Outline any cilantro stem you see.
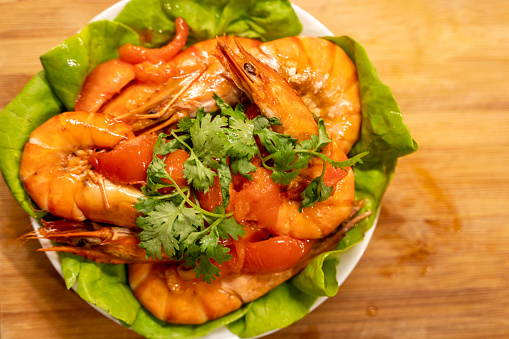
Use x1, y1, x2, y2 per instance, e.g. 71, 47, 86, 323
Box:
207, 214, 226, 230
150, 187, 190, 200
260, 152, 275, 163
295, 149, 339, 168
257, 150, 274, 172
320, 156, 327, 179
170, 129, 193, 153
165, 171, 233, 219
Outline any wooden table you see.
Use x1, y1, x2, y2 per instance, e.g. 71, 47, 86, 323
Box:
1, 0, 508, 338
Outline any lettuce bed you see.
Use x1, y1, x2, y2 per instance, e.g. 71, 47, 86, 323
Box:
0, 0, 417, 338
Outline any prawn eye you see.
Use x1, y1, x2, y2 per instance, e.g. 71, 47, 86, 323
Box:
76, 238, 87, 247
244, 63, 256, 76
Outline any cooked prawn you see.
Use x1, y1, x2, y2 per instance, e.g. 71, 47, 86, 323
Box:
128, 219, 346, 324
75, 59, 136, 112
216, 37, 356, 239
101, 37, 262, 133
19, 111, 142, 228
255, 36, 361, 153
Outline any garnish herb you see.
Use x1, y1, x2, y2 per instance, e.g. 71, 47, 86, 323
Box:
135, 94, 367, 283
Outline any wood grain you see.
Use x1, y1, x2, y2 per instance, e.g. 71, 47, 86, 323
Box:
1, 0, 509, 338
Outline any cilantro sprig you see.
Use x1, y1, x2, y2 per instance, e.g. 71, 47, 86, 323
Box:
135, 94, 366, 283
254, 114, 368, 206
136, 110, 245, 283
136, 190, 244, 283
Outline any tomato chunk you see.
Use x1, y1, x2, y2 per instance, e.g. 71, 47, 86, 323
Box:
245, 103, 261, 119
213, 238, 246, 275
75, 59, 135, 112
323, 148, 350, 187
196, 175, 223, 212
233, 167, 281, 229
157, 149, 190, 195
90, 133, 157, 184
242, 226, 271, 243
243, 236, 313, 274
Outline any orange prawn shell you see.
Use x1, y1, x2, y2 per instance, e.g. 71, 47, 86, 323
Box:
19, 111, 142, 228
275, 169, 355, 239
129, 263, 243, 324
257, 36, 361, 153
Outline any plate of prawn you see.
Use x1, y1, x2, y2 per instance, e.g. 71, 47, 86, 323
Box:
1, 0, 417, 338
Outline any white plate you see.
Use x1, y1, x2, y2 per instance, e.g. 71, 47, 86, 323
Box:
34, 1, 377, 338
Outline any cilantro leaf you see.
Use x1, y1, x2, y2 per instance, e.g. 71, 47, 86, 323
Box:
252, 115, 281, 131
214, 93, 245, 120
230, 157, 257, 180
189, 216, 244, 283
329, 151, 369, 168
300, 172, 333, 211
316, 118, 332, 149
137, 201, 184, 259
214, 94, 259, 179
269, 168, 300, 186
255, 127, 296, 155
177, 116, 194, 132
153, 132, 189, 155
143, 155, 172, 196
189, 112, 229, 169
217, 217, 246, 241
182, 154, 217, 193
134, 196, 160, 215
217, 159, 232, 208
226, 116, 257, 158
194, 254, 222, 284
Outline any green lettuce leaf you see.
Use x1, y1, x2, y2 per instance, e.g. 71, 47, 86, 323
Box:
291, 251, 342, 297
228, 283, 317, 338
325, 36, 418, 164
326, 35, 418, 250
60, 251, 82, 289
59, 253, 140, 325
0, 71, 64, 217
114, 0, 175, 48
40, 20, 141, 110
115, 0, 302, 47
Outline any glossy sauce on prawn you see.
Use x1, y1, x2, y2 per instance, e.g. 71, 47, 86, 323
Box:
19, 30, 364, 326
